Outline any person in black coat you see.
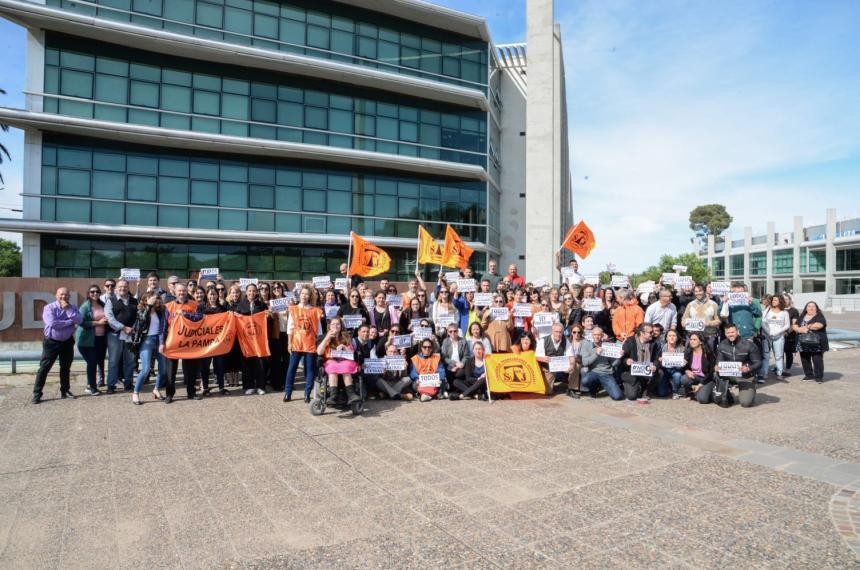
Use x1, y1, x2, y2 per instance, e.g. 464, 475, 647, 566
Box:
682, 332, 715, 399
793, 301, 828, 382
235, 284, 269, 395
337, 289, 370, 332
618, 323, 660, 401
199, 287, 228, 395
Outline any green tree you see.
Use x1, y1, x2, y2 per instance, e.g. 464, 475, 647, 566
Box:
689, 204, 732, 237
0, 88, 10, 188
631, 252, 711, 287
0, 239, 21, 277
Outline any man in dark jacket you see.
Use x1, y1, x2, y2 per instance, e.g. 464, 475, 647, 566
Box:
105, 279, 138, 393
618, 323, 659, 401
697, 323, 762, 407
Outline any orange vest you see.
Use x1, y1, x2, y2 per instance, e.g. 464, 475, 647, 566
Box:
165, 299, 198, 316
410, 354, 440, 375
289, 305, 321, 353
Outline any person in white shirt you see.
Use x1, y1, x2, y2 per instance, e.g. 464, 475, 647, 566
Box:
555, 253, 585, 286
536, 323, 574, 394
644, 289, 677, 335
761, 294, 791, 378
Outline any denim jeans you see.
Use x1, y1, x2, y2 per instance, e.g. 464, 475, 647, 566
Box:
662, 369, 686, 396
761, 336, 785, 376
107, 331, 135, 389
581, 370, 623, 400
133, 335, 167, 393
286, 351, 317, 397
78, 334, 107, 390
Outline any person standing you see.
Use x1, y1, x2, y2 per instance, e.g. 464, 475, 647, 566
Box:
235, 283, 269, 395
643, 289, 678, 335
104, 280, 138, 393
761, 295, 790, 379
782, 293, 800, 375
159, 283, 201, 403
682, 285, 721, 353
76, 285, 108, 396
32, 287, 82, 404
793, 301, 828, 382
130, 292, 168, 405
481, 259, 503, 291
285, 287, 323, 403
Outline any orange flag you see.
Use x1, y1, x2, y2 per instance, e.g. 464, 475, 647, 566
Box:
417, 226, 444, 265
562, 220, 596, 259
348, 232, 391, 277
163, 312, 236, 360
441, 225, 474, 269
236, 312, 270, 358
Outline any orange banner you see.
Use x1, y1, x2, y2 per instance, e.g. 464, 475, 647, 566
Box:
348, 232, 391, 277
163, 312, 236, 360
236, 312, 271, 358
417, 225, 444, 265
441, 225, 474, 269
562, 220, 596, 259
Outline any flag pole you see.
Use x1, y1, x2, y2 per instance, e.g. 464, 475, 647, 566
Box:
346, 231, 354, 287
415, 226, 421, 273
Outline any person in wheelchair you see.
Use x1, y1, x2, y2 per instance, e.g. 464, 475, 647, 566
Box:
316, 317, 361, 406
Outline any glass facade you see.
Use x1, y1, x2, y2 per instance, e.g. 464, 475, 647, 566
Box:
44, 36, 488, 166
40, 235, 486, 281
749, 251, 766, 276
729, 254, 744, 277
772, 249, 792, 274
711, 257, 725, 278
46, 0, 488, 90
800, 248, 826, 273
836, 278, 860, 295
836, 248, 860, 271
39, 138, 487, 240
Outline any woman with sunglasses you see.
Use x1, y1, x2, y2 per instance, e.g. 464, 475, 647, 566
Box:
409, 339, 447, 402
558, 293, 581, 336
337, 288, 370, 332
481, 295, 514, 353
198, 287, 228, 396
215, 283, 227, 304
221, 285, 244, 387
565, 325, 590, 398
430, 287, 460, 339
235, 283, 269, 395
76, 285, 109, 395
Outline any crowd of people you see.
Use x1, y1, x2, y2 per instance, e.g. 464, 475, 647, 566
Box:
32, 258, 830, 409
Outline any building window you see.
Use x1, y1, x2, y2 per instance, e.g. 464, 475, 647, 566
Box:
772, 249, 792, 275
836, 278, 860, 295
836, 248, 860, 271
730, 254, 744, 277
750, 252, 766, 276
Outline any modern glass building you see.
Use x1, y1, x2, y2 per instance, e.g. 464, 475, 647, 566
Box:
0, 0, 573, 281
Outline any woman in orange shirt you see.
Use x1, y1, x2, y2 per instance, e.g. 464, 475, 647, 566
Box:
284, 286, 323, 403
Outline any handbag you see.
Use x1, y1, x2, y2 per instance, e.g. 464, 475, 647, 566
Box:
798, 332, 821, 353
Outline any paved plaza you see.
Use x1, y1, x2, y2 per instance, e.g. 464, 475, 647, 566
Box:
0, 349, 858, 569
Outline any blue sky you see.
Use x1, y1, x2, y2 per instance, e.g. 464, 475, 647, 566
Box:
1, 0, 859, 272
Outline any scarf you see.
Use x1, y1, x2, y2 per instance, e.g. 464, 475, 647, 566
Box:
635, 336, 651, 362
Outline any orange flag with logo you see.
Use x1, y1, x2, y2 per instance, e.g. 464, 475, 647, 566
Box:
236, 312, 270, 358
163, 312, 236, 360
441, 225, 474, 269
348, 232, 391, 277
486, 352, 548, 395
562, 220, 596, 260
417, 226, 444, 265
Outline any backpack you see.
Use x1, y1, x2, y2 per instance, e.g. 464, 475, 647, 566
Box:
713, 376, 734, 408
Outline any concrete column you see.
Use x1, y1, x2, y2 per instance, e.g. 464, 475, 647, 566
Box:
525, 0, 558, 282
21, 233, 41, 277
766, 221, 775, 293
707, 234, 715, 278
825, 208, 837, 299
743, 227, 752, 289
723, 230, 732, 283
792, 216, 803, 293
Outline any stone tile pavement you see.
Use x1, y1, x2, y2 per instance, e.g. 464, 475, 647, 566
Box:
0, 349, 858, 569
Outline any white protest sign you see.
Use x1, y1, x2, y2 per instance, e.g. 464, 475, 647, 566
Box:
549, 356, 571, 373
661, 352, 686, 368
283, 291, 296, 303
334, 278, 349, 291
533, 278, 549, 289
637, 282, 656, 295
392, 334, 413, 348
363, 298, 375, 311
456, 278, 476, 292
293, 282, 309, 291
410, 318, 424, 330
583, 330, 593, 342
386, 294, 402, 307
718, 361, 743, 377
199, 267, 219, 280
312, 275, 332, 289
532, 312, 557, 327
711, 281, 731, 296
672, 264, 688, 273
385, 355, 407, 371
674, 276, 694, 290
324, 305, 340, 319
330, 349, 354, 360
582, 299, 603, 312
120, 268, 140, 281
600, 343, 623, 359
662, 273, 679, 285
631, 362, 653, 376
419, 373, 441, 388
584, 274, 600, 285
473, 293, 493, 307
239, 278, 258, 290
684, 319, 705, 332
607, 263, 617, 273
444, 271, 460, 282
611, 275, 630, 288
343, 314, 364, 329
268, 297, 291, 313
489, 307, 509, 321
362, 359, 386, 374
728, 292, 749, 307
436, 313, 457, 327
413, 327, 434, 341
512, 303, 533, 317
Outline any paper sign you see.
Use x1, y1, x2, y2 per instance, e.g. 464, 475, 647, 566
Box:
637, 282, 656, 294
674, 276, 694, 290
456, 278, 476, 292
363, 298, 375, 311
312, 276, 332, 289
489, 307, 509, 321
533, 312, 557, 327
334, 278, 349, 291
385, 356, 407, 371
512, 304, 533, 317
662, 273, 679, 285
728, 293, 749, 307
363, 359, 386, 374
239, 278, 258, 290
444, 271, 461, 282
583, 330, 593, 342
533, 278, 549, 289
392, 335, 413, 348
121, 268, 140, 281
611, 275, 630, 288
473, 293, 493, 307
330, 349, 354, 360
711, 281, 731, 296
419, 373, 441, 387
268, 297, 291, 313
324, 305, 340, 319
631, 362, 653, 376
582, 299, 603, 312
199, 268, 219, 280
600, 343, 623, 359
436, 313, 457, 327
283, 291, 296, 303
661, 352, 685, 368
584, 274, 600, 285
718, 361, 743, 377
343, 314, 364, 329
606, 263, 617, 273
410, 318, 424, 330
672, 265, 688, 273
413, 327, 434, 340
549, 356, 571, 372
293, 282, 309, 291
386, 294, 402, 307
684, 319, 705, 332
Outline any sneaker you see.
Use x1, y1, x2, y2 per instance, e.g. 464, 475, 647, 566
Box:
449, 393, 460, 401
566, 390, 580, 399
636, 397, 649, 405
256, 388, 265, 395
60, 391, 76, 400
672, 393, 681, 400
31, 394, 41, 404
106, 386, 116, 394
97, 380, 105, 387
244, 389, 255, 395
420, 394, 432, 402
441, 391, 449, 399
781, 371, 791, 377
802, 375, 814, 380
219, 388, 229, 395
756, 378, 766, 384
84, 387, 101, 396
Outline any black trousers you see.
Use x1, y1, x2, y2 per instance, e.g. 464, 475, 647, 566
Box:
453, 377, 486, 397
620, 372, 651, 400
33, 337, 75, 396
164, 358, 199, 398
800, 352, 824, 380
243, 356, 266, 391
